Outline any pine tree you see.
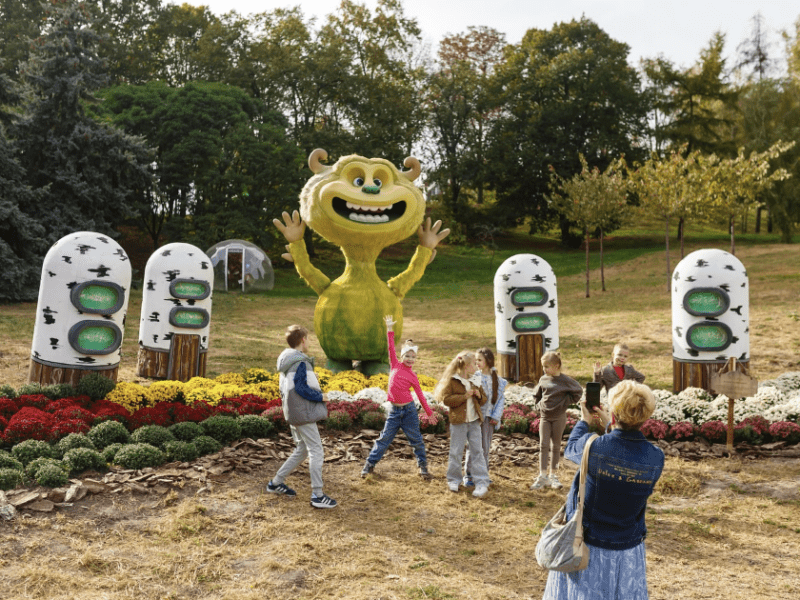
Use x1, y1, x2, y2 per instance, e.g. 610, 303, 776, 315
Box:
13, 0, 153, 247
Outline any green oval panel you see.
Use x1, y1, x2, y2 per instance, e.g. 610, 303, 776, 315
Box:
173, 310, 205, 326
77, 326, 116, 351
77, 285, 119, 311
512, 289, 545, 305
173, 281, 208, 298
686, 291, 725, 315
688, 324, 729, 349
514, 315, 547, 331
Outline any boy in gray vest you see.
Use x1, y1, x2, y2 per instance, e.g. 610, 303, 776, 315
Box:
267, 325, 337, 509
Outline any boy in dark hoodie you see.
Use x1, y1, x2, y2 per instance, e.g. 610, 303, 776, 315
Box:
267, 325, 337, 509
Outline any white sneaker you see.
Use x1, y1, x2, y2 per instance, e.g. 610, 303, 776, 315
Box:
550, 475, 563, 489
448, 481, 460, 492
530, 474, 550, 490
472, 485, 488, 498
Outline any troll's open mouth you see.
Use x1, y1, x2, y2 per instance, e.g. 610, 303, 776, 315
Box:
332, 197, 406, 223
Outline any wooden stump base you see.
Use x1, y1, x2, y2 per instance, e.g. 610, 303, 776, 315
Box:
137, 335, 206, 382
28, 360, 119, 386
498, 334, 544, 384
672, 359, 750, 394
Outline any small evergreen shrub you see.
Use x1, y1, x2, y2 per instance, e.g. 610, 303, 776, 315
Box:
169, 421, 204, 442
324, 410, 353, 431
200, 415, 242, 444
76, 372, 116, 402
130, 425, 176, 448
55, 433, 96, 458
0, 384, 16, 399
63, 447, 106, 475
0, 468, 23, 491
193, 435, 222, 456
113, 443, 165, 470
16, 383, 44, 397
0, 454, 24, 472
11, 439, 54, 465
35, 462, 70, 487
87, 420, 131, 449
41, 383, 76, 400
237, 415, 274, 439
101, 443, 125, 464
163, 441, 199, 463
360, 411, 386, 430
25, 457, 67, 481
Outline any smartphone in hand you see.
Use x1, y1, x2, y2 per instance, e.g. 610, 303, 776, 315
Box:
585, 382, 602, 410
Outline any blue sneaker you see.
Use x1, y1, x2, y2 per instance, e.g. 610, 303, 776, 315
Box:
266, 481, 296, 497
310, 494, 338, 509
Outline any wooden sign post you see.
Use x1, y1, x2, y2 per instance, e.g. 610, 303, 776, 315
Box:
709, 358, 758, 451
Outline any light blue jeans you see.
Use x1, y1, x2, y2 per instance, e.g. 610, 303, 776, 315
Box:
273, 422, 324, 497
366, 402, 427, 467
448, 420, 490, 487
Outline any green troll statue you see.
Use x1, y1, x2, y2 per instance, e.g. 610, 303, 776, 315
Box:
274, 149, 450, 375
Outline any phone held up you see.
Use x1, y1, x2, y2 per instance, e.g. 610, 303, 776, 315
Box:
585, 382, 602, 410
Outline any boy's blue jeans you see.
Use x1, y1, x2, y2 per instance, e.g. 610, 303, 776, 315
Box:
366, 402, 427, 467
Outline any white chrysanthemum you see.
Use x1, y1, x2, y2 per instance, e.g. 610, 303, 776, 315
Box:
353, 387, 388, 404
504, 385, 538, 410
326, 390, 355, 403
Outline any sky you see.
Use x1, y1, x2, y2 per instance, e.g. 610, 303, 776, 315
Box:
184, 0, 799, 71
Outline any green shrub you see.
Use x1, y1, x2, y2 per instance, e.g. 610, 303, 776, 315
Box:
16, 382, 44, 396
131, 425, 175, 448
76, 372, 116, 402
26, 457, 67, 481
42, 383, 76, 401
0, 384, 16, 399
87, 420, 130, 449
163, 441, 199, 463
101, 443, 126, 463
200, 415, 242, 444
113, 443, 164, 470
169, 421, 204, 442
63, 447, 106, 475
237, 415, 274, 439
35, 462, 70, 487
12, 439, 54, 466
324, 410, 353, 431
360, 411, 386, 430
55, 433, 96, 458
0, 454, 24, 472
193, 435, 222, 456
0, 468, 23, 491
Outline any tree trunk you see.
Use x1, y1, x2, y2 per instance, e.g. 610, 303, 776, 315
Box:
585, 228, 590, 298
767, 210, 773, 233
755, 205, 762, 233
600, 228, 606, 292
679, 216, 685, 258
730, 217, 736, 255
665, 216, 671, 293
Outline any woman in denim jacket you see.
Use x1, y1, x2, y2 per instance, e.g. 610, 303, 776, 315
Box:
542, 380, 664, 600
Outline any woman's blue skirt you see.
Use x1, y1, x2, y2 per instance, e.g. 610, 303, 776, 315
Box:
542, 542, 650, 600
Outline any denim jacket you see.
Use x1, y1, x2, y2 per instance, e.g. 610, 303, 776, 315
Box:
564, 420, 664, 550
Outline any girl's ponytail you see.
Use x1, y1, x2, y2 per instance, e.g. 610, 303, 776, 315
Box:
477, 347, 498, 404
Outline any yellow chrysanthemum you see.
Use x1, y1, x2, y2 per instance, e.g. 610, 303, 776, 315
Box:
366, 373, 389, 391
418, 374, 438, 392
106, 381, 147, 412
214, 372, 247, 386
184, 387, 221, 406
143, 380, 185, 405
184, 376, 217, 391
247, 381, 280, 399
241, 367, 273, 383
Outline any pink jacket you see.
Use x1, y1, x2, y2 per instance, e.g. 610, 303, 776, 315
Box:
387, 331, 433, 417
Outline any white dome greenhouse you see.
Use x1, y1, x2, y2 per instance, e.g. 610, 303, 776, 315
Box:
206, 239, 274, 292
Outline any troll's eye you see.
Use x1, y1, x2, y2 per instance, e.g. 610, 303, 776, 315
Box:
373, 178, 382, 188
353, 177, 365, 187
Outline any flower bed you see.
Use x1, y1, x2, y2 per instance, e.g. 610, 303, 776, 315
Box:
0, 369, 799, 487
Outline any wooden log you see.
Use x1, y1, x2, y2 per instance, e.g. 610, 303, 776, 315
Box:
167, 334, 202, 382
28, 359, 118, 386
137, 346, 170, 379
498, 353, 516, 382
516, 334, 544, 384
672, 359, 750, 394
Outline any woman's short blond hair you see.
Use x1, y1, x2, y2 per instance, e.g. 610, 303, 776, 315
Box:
608, 380, 656, 430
